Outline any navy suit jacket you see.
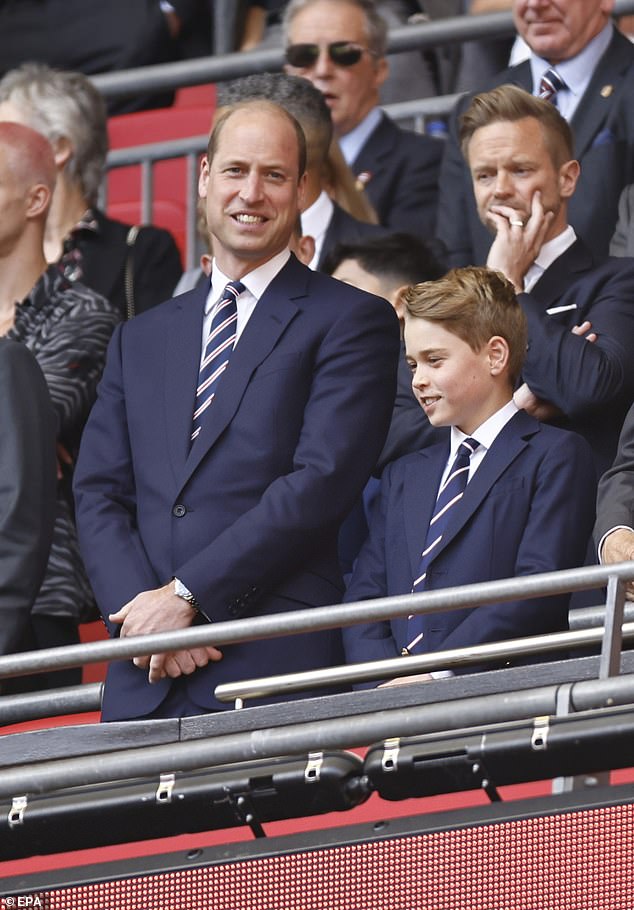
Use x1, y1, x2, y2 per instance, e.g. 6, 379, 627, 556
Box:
74, 254, 400, 719
343, 410, 596, 673
352, 112, 443, 239
594, 400, 634, 545
437, 27, 634, 266
518, 240, 634, 475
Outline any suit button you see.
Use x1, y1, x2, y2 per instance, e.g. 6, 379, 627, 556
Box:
228, 605, 239, 617
172, 503, 187, 518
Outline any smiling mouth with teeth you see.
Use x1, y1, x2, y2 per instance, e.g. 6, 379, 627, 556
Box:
235, 214, 266, 223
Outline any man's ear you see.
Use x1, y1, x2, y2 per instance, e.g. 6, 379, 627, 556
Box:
487, 335, 510, 375
391, 284, 410, 324
198, 155, 210, 199
559, 158, 580, 200
374, 56, 389, 90
25, 182, 51, 220
52, 135, 73, 170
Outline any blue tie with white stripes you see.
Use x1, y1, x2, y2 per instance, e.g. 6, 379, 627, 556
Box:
539, 68, 566, 105
191, 280, 244, 443
405, 437, 480, 655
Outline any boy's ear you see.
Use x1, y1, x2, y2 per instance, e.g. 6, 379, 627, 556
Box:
487, 336, 510, 375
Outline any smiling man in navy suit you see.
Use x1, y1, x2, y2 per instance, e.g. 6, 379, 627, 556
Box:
343, 266, 596, 683
74, 99, 400, 720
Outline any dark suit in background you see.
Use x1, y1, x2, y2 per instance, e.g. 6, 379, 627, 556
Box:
0, 339, 56, 657
437, 27, 634, 266
595, 402, 634, 545
75, 255, 400, 720
343, 411, 596, 673
518, 241, 634, 475
352, 112, 443, 239
317, 203, 387, 272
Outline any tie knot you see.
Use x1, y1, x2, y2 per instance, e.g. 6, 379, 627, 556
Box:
459, 437, 480, 459
539, 68, 566, 103
222, 280, 245, 302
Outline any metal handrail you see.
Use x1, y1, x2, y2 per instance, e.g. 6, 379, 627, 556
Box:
91, 2, 634, 102
214, 622, 634, 704
0, 561, 631, 680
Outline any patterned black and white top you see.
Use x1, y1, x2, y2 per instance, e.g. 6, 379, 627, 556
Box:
8, 265, 121, 621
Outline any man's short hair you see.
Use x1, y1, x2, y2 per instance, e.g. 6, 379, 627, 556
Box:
283, 0, 389, 58
217, 73, 332, 168
323, 233, 446, 289
459, 84, 574, 169
207, 99, 307, 180
404, 266, 528, 384
0, 63, 108, 206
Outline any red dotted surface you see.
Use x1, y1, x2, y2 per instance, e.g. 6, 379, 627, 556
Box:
4, 802, 634, 910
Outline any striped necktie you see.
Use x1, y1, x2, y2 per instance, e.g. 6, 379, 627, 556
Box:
191, 280, 244, 443
404, 437, 480, 655
539, 68, 566, 105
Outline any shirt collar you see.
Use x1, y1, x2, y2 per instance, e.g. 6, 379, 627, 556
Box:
529, 21, 613, 110
207, 248, 291, 313
339, 106, 383, 166
534, 224, 576, 272
449, 399, 519, 457
301, 190, 334, 242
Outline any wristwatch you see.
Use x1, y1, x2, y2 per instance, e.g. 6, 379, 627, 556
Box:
173, 577, 200, 612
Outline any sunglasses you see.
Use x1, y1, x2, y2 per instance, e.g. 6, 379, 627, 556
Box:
285, 41, 374, 69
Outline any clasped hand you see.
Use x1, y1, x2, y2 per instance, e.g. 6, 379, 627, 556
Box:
109, 582, 223, 683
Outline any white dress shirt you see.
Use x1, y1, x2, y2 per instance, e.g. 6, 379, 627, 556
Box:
201, 250, 291, 359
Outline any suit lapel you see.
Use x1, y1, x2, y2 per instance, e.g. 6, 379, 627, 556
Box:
180, 256, 307, 485
432, 412, 538, 559
571, 29, 633, 159
529, 239, 593, 310
164, 280, 210, 478
403, 447, 446, 579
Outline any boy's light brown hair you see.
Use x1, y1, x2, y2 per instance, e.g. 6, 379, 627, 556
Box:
403, 266, 528, 384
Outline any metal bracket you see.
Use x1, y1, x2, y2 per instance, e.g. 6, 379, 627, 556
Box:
155, 772, 176, 804
221, 787, 266, 839
305, 752, 324, 784
531, 716, 550, 751
8, 795, 28, 828
382, 737, 400, 773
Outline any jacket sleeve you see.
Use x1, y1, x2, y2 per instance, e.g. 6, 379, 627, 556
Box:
520, 261, 634, 417
0, 343, 57, 654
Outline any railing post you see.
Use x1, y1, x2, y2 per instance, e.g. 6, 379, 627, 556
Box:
599, 573, 627, 679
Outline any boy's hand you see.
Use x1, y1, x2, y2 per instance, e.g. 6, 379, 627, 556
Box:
378, 674, 433, 687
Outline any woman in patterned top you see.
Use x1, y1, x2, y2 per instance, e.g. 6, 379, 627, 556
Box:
0, 121, 120, 692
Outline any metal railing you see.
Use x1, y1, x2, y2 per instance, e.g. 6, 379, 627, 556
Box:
0, 561, 632, 704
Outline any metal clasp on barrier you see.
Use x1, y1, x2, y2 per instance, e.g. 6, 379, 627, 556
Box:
156, 772, 176, 804
531, 716, 550, 751
382, 738, 400, 773
8, 795, 27, 827
305, 752, 324, 783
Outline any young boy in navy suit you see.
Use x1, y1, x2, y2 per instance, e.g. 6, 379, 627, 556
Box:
343, 266, 597, 684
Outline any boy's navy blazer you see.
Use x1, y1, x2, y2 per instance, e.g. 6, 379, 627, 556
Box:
343, 410, 597, 669
74, 254, 400, 719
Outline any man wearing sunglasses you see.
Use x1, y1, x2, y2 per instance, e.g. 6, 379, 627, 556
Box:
283, 0, 443, 240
